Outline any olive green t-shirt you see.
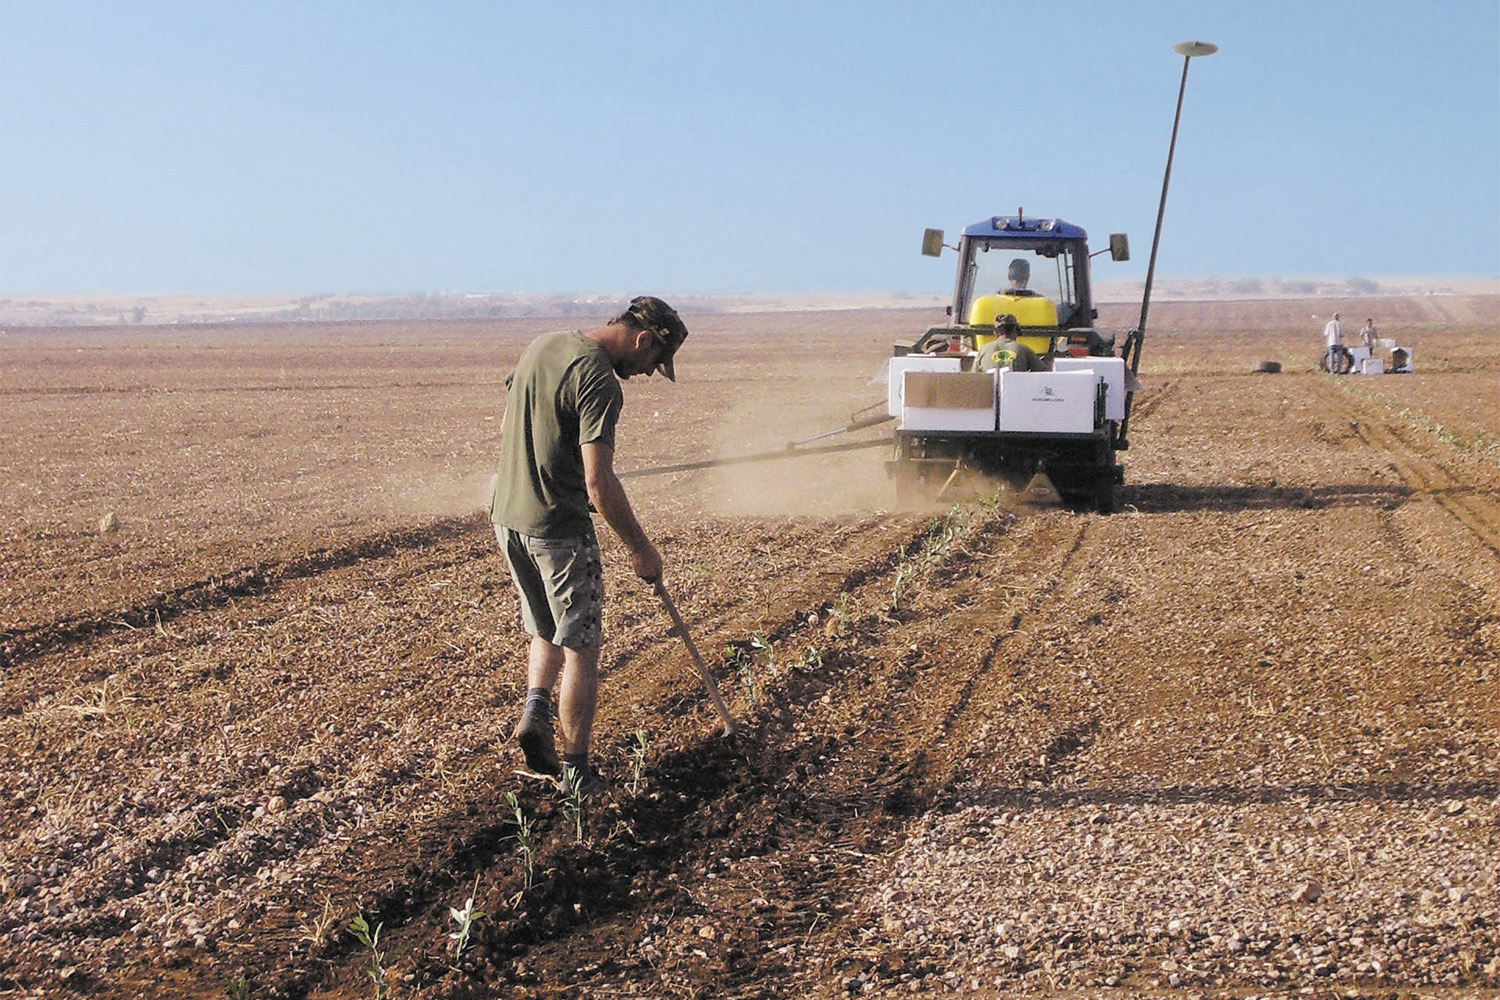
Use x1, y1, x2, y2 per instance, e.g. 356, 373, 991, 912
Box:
490, 331, 623, 537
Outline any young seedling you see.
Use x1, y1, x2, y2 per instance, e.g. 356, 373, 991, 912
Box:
738, 653, 759, 708
448, 875, 485, 960
922, 504, 969, 566
559, 766, 586, 843
296, 894, 338, 950
628, 729, 651, 797
890, 548, 915, 611
503, 792, 536, 892
829, 591, 852, 635
225, 975, 250, 1000
348, 913, 391, 999
741, 633, 775, 708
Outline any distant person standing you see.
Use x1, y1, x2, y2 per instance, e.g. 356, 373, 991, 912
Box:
1360, 318, 1377, 350
1323, 312, 1346, 373
490, 296, 688, 794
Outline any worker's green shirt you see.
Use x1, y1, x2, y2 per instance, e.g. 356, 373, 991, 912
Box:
490, 331, 623, 538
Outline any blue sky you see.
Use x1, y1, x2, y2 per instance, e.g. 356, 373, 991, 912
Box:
2, 1, 1497, 294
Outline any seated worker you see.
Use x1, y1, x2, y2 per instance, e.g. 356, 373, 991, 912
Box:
974, 314, 1041, 372
1005, 258, 1042, 297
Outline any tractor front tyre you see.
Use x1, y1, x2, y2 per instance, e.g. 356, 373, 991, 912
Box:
1093, 478, 1117, 514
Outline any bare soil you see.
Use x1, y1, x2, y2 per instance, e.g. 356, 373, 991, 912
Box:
1, 297, 1497, 999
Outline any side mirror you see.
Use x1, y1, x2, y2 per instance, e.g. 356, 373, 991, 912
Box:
921, 228, 945, 257
1109, 233, 1130, 262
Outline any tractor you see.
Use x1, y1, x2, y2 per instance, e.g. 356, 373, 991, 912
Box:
886, 212, 1137, 512
621, 42, 1214, 514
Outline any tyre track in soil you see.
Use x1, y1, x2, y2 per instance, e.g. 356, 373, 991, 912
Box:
1331, 380, 1500, 560
775, 513, 1112, 994
1121, 378, 1174, 426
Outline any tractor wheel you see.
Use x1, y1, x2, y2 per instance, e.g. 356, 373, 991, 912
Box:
1093, 478, 1117, 514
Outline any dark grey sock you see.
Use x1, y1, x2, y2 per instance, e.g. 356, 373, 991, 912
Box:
561, 752, 588, 772
524, 687, 551, 717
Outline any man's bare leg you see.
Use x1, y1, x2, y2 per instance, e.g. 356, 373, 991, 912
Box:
557, 646, 600, 757
527, 634, 564, 691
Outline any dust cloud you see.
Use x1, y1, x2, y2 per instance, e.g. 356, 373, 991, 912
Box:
375, 467, 497, 520
700, 380, 897, 517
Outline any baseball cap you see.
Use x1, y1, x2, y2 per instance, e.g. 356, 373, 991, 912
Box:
620, 295, 689, 381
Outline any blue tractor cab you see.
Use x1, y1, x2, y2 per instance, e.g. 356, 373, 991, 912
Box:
912, 213, 1127, 360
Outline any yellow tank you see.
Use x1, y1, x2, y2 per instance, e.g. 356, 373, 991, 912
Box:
967, 293, 1058, 355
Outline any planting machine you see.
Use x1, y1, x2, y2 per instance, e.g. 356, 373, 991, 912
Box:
883, 39, 1217, 511
885, 213, 1137, 511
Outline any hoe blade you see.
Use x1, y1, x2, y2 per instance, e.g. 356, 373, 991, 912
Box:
1018, 470, 1063, 507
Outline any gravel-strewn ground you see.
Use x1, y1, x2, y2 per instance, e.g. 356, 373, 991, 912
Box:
858, 797, 1497, 994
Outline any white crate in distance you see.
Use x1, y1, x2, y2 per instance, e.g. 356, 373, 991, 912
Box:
998, 370, 1102, 434
901, 370, 997, 432
1051, 356, 1126, 421
1390, 346, 1414, 373
886, 355, 962, 416
1360, 356, 1385, 375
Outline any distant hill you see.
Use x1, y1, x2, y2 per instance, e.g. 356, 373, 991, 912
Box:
2, 278, 1496, 328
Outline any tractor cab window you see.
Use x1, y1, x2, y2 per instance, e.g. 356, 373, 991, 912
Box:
967, 241, 1081, 326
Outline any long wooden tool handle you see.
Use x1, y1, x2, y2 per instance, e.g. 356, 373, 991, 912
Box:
654, 581, 740, 737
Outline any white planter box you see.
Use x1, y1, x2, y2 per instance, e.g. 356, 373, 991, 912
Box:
887, 356, 962, 416
1051, 356, 1127, 421
998, 370, 1102, 433
901, 370, 997, 432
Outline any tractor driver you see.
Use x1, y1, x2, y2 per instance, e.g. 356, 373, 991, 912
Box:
1005, 258, 1043, 298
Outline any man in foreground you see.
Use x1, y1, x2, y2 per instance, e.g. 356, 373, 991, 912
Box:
489, 296, 689, 792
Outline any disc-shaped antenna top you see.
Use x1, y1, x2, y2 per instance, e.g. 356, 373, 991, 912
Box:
1173, 40, 1219, 57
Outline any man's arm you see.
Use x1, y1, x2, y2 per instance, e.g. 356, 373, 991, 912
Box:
582, 441, 662, 583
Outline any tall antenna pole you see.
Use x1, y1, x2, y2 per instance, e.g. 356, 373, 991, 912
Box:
1117, 40, 1215, 451
1136, 39, 1218, 355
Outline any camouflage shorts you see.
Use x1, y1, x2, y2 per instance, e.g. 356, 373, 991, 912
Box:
495, 525, 604, 649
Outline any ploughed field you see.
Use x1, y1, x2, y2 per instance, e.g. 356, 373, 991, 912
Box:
2, 297, 1497, 999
